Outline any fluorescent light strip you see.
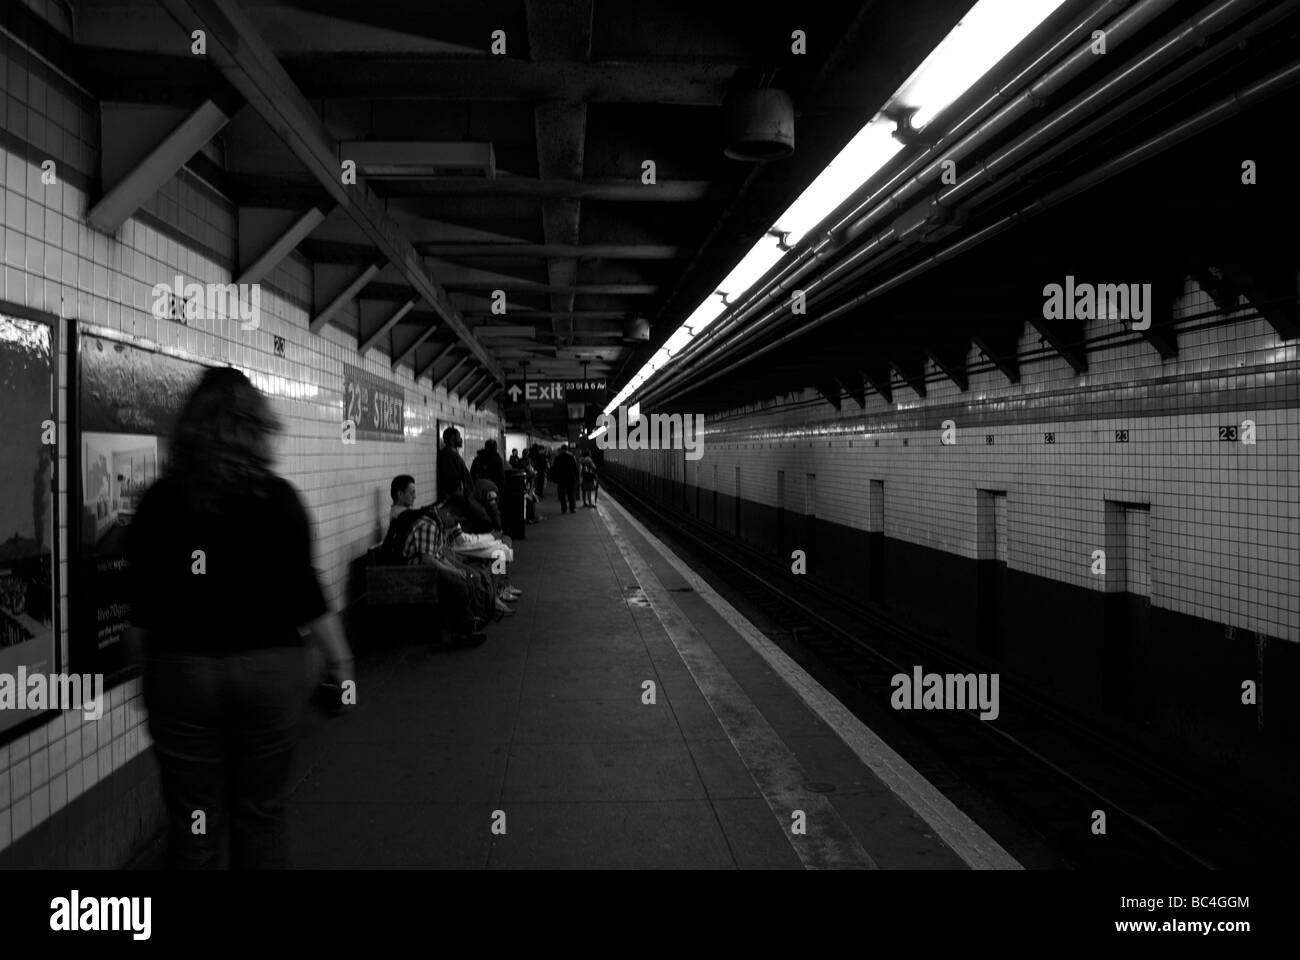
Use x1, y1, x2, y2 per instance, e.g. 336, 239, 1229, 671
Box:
606, 0, 1068, 417
893, 0, 1067, 130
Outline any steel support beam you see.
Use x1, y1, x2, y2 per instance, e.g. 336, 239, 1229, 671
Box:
419, 244, 687, 260
359, 298, 418, 356
415, 342, 457, 380
156, 0, 503, 383
972, 333, 1020, 385
457, 371, 487, 400
88, 99, 230, 234
813, 379, 842, 412
1026, 316, 1087, 374
391, 320, 439, 370
237, 205, 327, 285
435, 356, 471, 390
310, 263, 381, 334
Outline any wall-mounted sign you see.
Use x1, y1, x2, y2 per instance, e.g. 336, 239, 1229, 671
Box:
505, 379, 607, 406
344, 364, 405, 441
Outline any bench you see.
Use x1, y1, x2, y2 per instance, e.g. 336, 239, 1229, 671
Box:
363, 546, 440, 605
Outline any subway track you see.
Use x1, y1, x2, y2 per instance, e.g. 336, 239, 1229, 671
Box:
604, 472, 1297, 871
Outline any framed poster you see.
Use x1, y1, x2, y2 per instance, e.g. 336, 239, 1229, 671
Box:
70, 329, 211, 680
0, 305, 60, 739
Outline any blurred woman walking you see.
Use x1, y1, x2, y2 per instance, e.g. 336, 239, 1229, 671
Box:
126, 366, 352, 869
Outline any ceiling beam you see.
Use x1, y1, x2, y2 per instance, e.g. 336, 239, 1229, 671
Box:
435, 356, 472, 391
1221, 261, 1299, 341
391, 320, 439, 369
416, 341, 457, 380
471, 379, 500, 408
971, 332, 1020, 385
925, 343, 969, 392
443, 283, 657, 295
280, 59, 741, 103
373, 179, 711, 201
833, 369, 866, 409
1026, 316, 1088, 375
527, 0, 593, 351
861, 363, 893, 405
455, 370, 487, 399
87, 99, 230, 234
419, 244, 687, 260
156, 0, 503, 383
237, 205, 327, 285
889, 357, 927, 399
359, 298, 418, 356
813, 379, 842, 412
310, 263, 381, 334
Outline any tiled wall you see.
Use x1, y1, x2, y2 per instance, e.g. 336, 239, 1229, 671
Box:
0, 4, 500, 856
607, 279, 1300, 643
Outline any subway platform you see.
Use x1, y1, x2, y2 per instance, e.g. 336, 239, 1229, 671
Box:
268, 493, 1017, 870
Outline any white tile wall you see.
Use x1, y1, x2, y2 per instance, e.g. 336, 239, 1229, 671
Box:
0, 8, 501, 854
609, 281, 1300, 643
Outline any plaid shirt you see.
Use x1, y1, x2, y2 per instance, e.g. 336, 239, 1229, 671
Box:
397, 508, 448, 564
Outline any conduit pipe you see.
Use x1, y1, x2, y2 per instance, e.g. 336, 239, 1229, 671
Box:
642, 0, 1133, 395
735, 0, 1293, 361
642, 0, 1272, 405
658, 58, 1300, 403
640, 0, 1181, 406
956, 0, 1300, 209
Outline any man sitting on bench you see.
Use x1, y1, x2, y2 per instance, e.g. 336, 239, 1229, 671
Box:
381, 475, 489, 645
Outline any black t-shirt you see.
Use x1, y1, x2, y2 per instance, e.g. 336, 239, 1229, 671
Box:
125, 474, 329, 654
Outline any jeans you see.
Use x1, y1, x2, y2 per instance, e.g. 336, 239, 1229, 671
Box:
435, 566, 478, 632
558, 484, 576, 513
143, 646, 308, 869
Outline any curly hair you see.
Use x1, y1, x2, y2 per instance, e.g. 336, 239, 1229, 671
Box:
166, 366, 282, 513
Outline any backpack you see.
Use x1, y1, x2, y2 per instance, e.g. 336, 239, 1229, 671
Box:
377, 508, 433, 565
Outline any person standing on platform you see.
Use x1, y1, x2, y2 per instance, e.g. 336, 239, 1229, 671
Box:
480, 439, 505, 489
125, 366, 353, 870
438, 427, 474, 501
579, 451, 599, 508
551, 444, 579, 514
529, 444, 548, 500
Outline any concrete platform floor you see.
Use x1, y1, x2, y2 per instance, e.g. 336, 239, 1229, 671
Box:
285, 491, 1000, 869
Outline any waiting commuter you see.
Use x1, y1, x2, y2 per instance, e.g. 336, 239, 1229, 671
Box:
472, 476, 503, 532
125, 366, 354, 870
480, 439, 506, 488
508, 449, 522, 470
579, 452, 599, 508
470, 446, 489, 482
383, 476, 489, 643
521, 459, 541, 524
529, 444, 548, 500
437, 428, 474, 502
552, 444, 579, 514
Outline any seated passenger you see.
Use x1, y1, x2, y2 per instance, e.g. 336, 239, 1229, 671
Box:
432, 477, 521, 603
383, 475, 491, 642
472, 477, 503, 532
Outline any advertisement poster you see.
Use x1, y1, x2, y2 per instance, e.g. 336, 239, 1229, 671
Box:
0, 310, 58, 737
343, 363, 406, 442
73, 333, 209, 678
